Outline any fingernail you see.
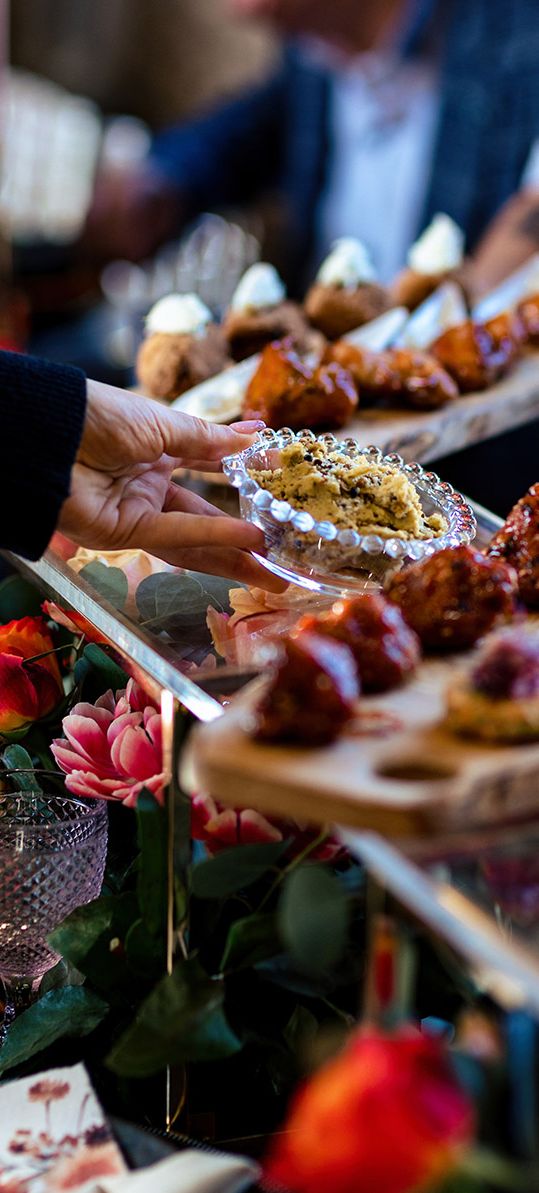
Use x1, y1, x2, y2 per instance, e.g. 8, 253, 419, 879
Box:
236, 419, 266, 431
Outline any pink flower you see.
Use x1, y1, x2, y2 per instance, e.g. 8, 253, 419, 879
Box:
51, 680, 164, 807
191, 793, 342, 861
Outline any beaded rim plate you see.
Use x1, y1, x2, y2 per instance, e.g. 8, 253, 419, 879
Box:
223, 428, 477, 595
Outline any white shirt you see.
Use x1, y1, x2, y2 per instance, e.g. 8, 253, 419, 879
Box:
316, 51, 539, 283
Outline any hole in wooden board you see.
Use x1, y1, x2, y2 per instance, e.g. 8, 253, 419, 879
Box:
377, 759, 457, 783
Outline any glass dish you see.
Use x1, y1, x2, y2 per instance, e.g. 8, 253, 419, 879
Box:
223, 428, 477, 596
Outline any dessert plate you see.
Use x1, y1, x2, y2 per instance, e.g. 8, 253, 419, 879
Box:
397, 282, 468, 350
223, 429, 476, 597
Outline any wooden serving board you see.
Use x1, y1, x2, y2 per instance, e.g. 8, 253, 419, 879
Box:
186, 646, 539, 841
341, 353, 539, 464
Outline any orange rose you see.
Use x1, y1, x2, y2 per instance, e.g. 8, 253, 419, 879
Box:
264, 1028, 474, 1193
0, 616, 63, 733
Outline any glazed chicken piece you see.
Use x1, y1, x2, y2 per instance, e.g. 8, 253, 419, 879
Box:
324, 342, 458, 410
296, 593, 421, 692
487, 483, 539, 609
385, 545, 519, 650
430, 320, 509, 392
255, 632, 359, 745
483, 310, 526, 370
242, 338, 358, 430
516, 293, 539, 346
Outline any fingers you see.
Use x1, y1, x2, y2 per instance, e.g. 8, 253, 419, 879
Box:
163, 484, 224, 518
157, 545, 288, 591
155, 409, 265, 466
136, 510, 266, 556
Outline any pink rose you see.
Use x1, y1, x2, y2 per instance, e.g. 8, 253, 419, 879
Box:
51, 679, 164, 807
191, 792, 342, 861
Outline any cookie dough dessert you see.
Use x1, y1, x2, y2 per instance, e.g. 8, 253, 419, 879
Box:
223, 263, 314, 361
248, 439, 447, 539
136, 292, 230, 401
446, 627, 539, 741
391, 214, 469, 311
304, 239, 391, 339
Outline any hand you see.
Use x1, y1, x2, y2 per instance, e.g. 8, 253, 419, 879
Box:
58, 380, 286, 591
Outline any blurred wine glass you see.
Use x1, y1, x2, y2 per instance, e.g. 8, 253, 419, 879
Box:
0, 791, 108, 1016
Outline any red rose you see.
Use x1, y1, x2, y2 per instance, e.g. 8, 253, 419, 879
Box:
0, 617, 63, 733
264, 1027, 474, 1193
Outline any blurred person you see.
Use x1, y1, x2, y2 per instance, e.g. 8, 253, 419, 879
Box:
0, 349, 284, 590
86, 0, 539, 292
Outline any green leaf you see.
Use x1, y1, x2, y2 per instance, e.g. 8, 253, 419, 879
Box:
1, 745, 43, 793
0, 575, 42, 620
125, 918, 166, 979
107, 958, 241, 1077
48, 896, 115, 967
39, 958, 85, 995
220, 912, 280, 972
78, 563, 128, 612
0, 987, 108, 1076
279, 865, 350, 978
191, 840, 290, 900
74, 644, 128, 700
136, 789, 168, 939
136, 572, 234, 633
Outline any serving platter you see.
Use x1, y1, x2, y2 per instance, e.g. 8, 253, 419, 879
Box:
186, 648, 539, 840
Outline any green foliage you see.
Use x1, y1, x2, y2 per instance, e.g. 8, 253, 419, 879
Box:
1, 745, 43, 793
48, 896, 115, 969
136, 572, 234, 633
279, 864, 350, 978
191, 840, 290, 900
0, 575, 43, 621
106, 959, 241, 1077
73, 644, 128, 701
220, 912, 281, 972
0, 988, 108, 1076
78, 563, 128, 612
136, 789, 168, 940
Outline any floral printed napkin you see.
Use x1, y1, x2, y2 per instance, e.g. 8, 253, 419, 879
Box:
0, 1064, 260, 1193
0, 1064, 126, 1193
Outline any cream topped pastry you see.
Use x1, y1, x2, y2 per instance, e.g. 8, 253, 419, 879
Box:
316, 238, 377, 288
224, 262, 314, 362
305, 239, 391, 339
248, 439, 447, 539
392, 214, 471, 312
136, 291, 230, 402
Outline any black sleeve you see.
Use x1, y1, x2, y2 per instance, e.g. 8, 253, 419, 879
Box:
0, 351, 87, 560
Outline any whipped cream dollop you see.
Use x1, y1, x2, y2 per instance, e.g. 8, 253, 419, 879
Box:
317, 238, 377, 288
230, 262, 286, 313
407, 214, 464, 276
145, 293, 212, 336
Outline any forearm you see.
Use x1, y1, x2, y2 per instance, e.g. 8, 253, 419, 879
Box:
471, 188, 539, 294
0, 351, 86, 559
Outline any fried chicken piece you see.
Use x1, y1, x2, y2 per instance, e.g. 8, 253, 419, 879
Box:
223, 300, 320, 362
430, 321, 506, 392
324, 342, 458, 410
487, 483, 539, 608
242, 338, 358, 430
385, 545, 519, 650
516, 293, 539, 346
136, 324, 230, 401
254, 632, 359, 745
296, 593, 420, 692
304, 281, 392, 340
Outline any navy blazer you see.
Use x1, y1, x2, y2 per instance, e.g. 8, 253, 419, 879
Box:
150, 0, 539, 287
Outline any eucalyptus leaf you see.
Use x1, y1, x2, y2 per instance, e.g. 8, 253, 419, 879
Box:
136, 789, 167, 940
0, 575, 42, 620
191, 840, 290, 900
125, 918, 166, 979
48, 896, 115, 968
39, 958, 85, 995
79, 562, 128, 611
0, 987, 108, 1076
106, 958, 241, 1076
136, 572, 234, 634
279, 865, 350, 978
75, 644, 128, 700
1, 745, 42, 793
220, 912, 280, 972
